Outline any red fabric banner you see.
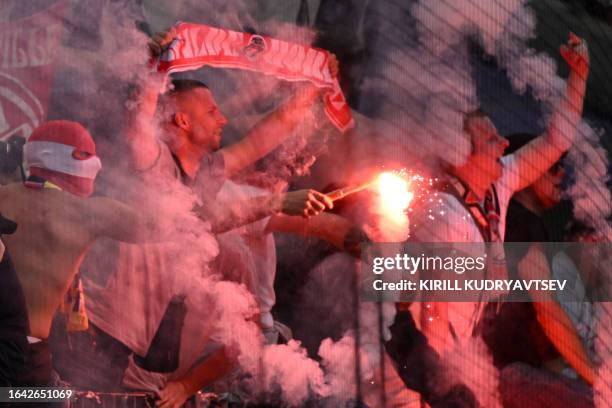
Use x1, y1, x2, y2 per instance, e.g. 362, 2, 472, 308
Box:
0, 1, 65, 141
157, 22, 354, 132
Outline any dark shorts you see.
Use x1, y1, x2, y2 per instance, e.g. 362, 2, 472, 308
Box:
0, 336, 53, 387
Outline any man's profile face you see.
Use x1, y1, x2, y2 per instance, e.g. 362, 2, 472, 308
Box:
179, 88, 227, 152
465, 115, 509, 184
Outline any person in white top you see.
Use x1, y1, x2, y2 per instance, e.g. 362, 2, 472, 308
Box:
410, 32, 589, 358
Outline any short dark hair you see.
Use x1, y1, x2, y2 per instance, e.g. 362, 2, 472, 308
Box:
158, 79, 210, 118
459, 108, 488, 156
462, 108, 487, 133
168, 78, 209, 95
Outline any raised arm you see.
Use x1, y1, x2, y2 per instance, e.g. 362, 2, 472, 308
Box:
220, 86, 319, 177
518, 244, 596, 385
124, 73, 165, 170
123, 30, 177, 170
511, 33, 589, 191
220, 56, 339, 177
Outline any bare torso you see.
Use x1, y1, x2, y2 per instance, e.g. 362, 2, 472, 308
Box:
0, 184, 95, 339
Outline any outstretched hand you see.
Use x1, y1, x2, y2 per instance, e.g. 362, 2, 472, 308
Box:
560, 32, 589, 79
278, 189, 334, 218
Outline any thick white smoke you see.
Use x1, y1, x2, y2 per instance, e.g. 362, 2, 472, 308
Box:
319, 334, 373, 403
199, 280, 333, 406
20, 1, 343, 405
565, 122, 612, 240
261, 340, 330, 405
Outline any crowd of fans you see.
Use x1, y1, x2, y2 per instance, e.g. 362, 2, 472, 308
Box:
0, 2, 607, 408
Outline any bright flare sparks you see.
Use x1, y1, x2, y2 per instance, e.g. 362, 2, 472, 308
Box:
376, 172, 413, 223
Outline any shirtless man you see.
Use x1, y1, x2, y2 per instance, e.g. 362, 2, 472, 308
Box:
0, 120, 169, 386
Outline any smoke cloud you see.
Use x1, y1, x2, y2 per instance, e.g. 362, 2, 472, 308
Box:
5, 0, 610, 405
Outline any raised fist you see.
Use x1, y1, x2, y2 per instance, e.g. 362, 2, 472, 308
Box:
560, 32, 589, 79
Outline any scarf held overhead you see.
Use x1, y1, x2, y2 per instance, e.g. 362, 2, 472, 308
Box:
157, 22, 354, 132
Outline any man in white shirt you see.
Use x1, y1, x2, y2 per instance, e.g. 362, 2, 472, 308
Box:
412, 33, 589, 354
388, 34, 590, 407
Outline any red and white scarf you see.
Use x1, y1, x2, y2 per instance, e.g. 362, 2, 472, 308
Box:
156, 22, 354, 132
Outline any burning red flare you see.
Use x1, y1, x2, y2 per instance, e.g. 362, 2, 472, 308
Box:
375, 172, 413, 223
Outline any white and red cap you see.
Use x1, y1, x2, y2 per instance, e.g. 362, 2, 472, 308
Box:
24, 120, 102, 197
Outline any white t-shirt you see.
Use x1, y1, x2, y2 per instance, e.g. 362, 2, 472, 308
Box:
410, 154, 520, 340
